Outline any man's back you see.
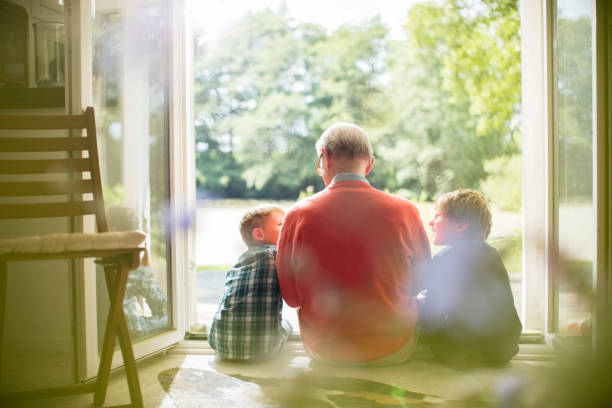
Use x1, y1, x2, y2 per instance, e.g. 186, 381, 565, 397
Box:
277, 178, 431, 361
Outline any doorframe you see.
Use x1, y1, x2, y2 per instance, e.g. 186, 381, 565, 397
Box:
520, 0, 552, 334
594, 0, 611, 354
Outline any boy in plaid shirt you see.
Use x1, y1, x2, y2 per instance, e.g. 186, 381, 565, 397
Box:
208, 204, 292, 360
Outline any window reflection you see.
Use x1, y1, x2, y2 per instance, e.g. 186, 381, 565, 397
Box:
93, 1, 171, 345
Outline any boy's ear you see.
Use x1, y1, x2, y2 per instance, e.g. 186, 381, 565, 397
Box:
251, 227, 265, 242
454, 221, 469, 234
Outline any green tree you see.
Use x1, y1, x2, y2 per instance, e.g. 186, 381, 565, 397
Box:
193, 2, 522, 204
481, 154, 522, 211
555, 17, 593, 199
194, 11, 388, 198
374, 0, 520, 201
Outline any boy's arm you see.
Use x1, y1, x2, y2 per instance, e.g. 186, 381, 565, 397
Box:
275, 211, 301, 308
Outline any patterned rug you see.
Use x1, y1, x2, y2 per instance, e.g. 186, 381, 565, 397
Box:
158, 367, 453, 407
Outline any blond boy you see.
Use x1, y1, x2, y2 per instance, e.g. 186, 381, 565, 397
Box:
208, 205, 292, 360
420, 189, 522, 366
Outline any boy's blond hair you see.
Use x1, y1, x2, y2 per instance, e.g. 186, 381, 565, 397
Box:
436, 189, 492, 239
239, 204, 284, 247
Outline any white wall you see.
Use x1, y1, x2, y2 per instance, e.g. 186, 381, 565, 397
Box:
0, 0, 74, 390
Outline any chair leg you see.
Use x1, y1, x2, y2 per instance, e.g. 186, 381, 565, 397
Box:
93, 263, 121, 405
93, 257, 142, 407
110, 262, 143, 408
0, 261, 6, 390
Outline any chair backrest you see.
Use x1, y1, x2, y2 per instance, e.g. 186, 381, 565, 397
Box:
0, 107, 109, 233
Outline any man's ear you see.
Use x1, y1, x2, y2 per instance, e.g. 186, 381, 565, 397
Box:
251, 227, 264, 242
364, 156, 375, 175
322, 148, 333, 171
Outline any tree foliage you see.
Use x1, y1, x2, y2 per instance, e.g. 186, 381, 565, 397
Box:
193, 1, 522, 204
554, 16, 593, 199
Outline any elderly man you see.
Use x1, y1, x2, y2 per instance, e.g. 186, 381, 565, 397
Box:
276, 123, 431, 364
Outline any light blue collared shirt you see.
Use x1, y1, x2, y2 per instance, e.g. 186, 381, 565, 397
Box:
330, 173, 370, 185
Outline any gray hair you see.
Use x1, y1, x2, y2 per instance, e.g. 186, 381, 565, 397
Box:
315, 122, 373, 159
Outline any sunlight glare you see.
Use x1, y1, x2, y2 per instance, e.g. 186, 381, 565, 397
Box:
192, 0, 423, 42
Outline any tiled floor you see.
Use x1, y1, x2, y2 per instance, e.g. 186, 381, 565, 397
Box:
0, 342, 554, 408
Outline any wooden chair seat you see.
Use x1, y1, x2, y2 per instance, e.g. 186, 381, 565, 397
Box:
0, 231, 147, 260
0, 108, 145, 407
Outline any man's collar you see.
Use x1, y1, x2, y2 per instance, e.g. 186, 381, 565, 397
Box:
330, 173, 370, 185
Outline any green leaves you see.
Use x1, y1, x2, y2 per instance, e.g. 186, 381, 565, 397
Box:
194, 1, 521, 205
377, 0, 520, 200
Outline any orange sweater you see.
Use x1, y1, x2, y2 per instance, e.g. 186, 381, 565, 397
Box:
276, 178, 431, 361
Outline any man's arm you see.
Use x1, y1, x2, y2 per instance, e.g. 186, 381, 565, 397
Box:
415, 207, 432, 263
410, 206, 432, 294
275, 211, 301, 308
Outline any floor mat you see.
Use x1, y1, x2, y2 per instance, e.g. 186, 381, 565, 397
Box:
158, 366, 453, 407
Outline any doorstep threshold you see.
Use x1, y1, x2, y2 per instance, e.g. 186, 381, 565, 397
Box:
171, 338, 555, 361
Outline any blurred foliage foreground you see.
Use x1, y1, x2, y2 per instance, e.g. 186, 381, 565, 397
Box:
194, 0, 523, 210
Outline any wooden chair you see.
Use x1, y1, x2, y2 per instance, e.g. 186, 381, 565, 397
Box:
0, 107, 144, 407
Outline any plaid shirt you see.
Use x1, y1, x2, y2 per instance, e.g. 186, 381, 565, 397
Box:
208, 244, 290, 360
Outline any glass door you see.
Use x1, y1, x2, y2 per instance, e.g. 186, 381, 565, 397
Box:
75, 0, 189, 379
551, 0, 594, 335
93, 0, 171, 347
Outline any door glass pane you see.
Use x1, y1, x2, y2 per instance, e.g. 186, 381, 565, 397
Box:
553, 0, 594, 334
93, 0, 171, 345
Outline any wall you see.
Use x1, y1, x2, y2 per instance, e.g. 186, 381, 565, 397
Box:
0, 0, 75, 391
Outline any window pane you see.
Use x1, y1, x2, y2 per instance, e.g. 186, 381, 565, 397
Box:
93, 1, 171, 345
553, 0, 594, 334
